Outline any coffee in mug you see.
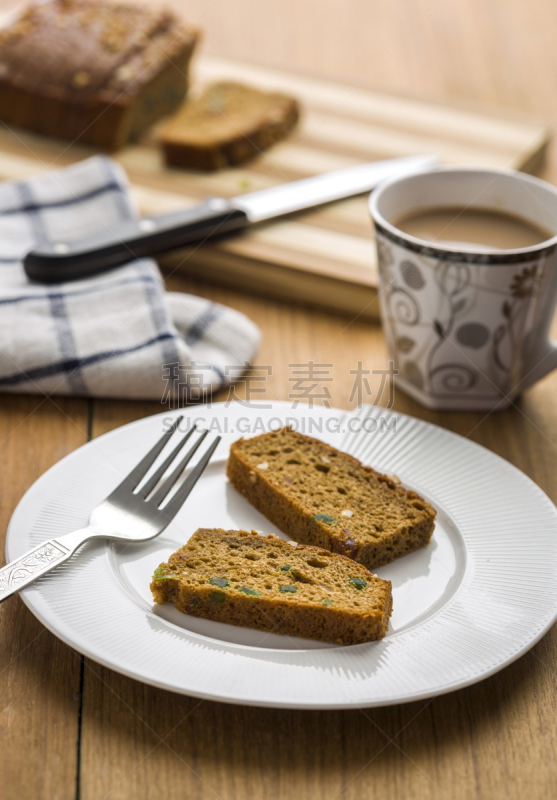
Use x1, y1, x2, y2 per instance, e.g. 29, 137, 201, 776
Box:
394, 207, 551, 251
369, 167, 557, 411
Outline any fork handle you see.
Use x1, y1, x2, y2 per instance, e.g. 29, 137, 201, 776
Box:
0, 530, 90, 603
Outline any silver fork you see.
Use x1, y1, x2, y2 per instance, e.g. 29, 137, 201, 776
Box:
0, 417, 220, 603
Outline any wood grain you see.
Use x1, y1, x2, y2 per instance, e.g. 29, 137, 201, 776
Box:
0, 396, 89, 800
0, 1, 556, 799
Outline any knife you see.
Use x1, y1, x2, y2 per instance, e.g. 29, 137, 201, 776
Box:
23, 154, 438, 283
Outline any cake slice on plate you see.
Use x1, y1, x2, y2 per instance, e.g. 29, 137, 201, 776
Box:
151, 528, 392, 645
227, 428, 436, 570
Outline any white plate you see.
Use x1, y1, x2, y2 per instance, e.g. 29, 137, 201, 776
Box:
6, 403, 557, 709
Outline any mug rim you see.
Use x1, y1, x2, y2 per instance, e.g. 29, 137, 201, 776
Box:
368, 165, 557, 263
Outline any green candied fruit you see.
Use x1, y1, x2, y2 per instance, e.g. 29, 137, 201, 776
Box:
239, 587, 261, 597
154, 566, 178, 582
280, 564, 293, 572
279, 585, 298, 593
209, 577, 230, 588
349, 577, 368, 590
210, 591, 226, 604
311, 513, 337, 525
321, 598, 334, 606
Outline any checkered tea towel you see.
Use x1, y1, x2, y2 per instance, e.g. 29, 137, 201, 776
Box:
0, 156, 261, 401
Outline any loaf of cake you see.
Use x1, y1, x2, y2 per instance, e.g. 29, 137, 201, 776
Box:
227, 428, 436, 570
151, 528, 392, 644
160, 81, 299, 170
0, 0, 199, 149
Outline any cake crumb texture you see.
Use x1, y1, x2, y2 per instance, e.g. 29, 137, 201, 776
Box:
150, 528, 393, 645
226, 428, 436, 569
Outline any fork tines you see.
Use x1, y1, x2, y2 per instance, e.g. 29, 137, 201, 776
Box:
113, 417, 221, 512
161, 433, 220, 517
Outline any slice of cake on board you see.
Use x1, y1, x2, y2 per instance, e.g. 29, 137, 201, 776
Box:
151, 528, 392, 645
160, 81, 299, 170
226, 428, 436, 570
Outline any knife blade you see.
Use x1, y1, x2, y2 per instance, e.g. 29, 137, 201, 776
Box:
23, 154, 438, 283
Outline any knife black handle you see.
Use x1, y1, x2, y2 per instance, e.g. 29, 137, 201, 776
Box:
23, 197, 249, 283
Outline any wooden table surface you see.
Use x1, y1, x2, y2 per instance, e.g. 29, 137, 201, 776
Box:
2, 1, 557, 798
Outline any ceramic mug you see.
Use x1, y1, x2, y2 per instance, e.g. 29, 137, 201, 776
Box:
369, 166, 557, 411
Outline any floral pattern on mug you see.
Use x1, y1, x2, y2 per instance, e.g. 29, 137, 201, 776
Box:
374, 228, 545, 406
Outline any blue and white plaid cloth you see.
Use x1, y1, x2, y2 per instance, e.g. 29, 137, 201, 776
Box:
0, 156, 261, 400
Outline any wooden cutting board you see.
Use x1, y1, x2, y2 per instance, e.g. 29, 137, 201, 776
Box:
0, 55, 550, 319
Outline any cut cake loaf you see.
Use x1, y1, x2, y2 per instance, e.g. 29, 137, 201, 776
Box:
150, 528, 392, 645
160, 81, 299, 170
227, 428, 436, 570
0, 0, 199, 149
